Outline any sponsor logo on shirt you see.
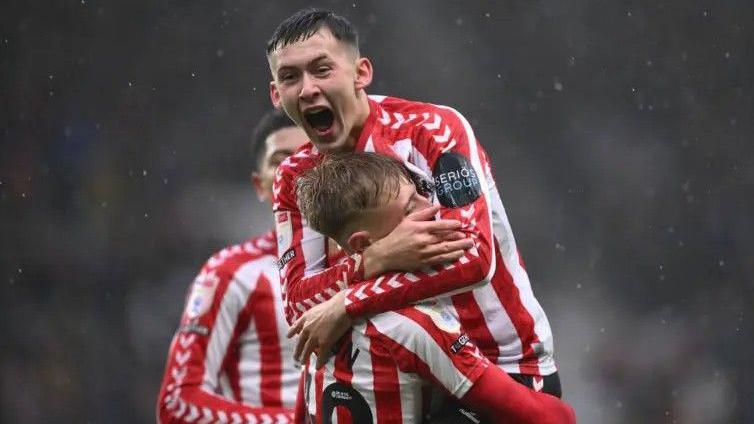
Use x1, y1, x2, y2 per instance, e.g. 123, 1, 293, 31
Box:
450, 333, 470, 354
330, 390, 353, 401
432, 152, 482, 208
278, 248, 296, 270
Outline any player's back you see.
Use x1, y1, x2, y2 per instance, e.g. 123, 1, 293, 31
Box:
301, 301, 487, 423
158, 231, 299, 423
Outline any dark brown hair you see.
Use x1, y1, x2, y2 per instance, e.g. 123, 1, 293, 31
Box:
266, 8, 358, 55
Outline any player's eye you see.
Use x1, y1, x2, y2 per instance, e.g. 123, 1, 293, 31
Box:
279, 73, 297, 82
405, 200, 415, 216
315, 66, 331, 76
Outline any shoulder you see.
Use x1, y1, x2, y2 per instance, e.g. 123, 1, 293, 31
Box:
201, 233, 277, 283
373, 95, 473, 142
275, 143, 320, 180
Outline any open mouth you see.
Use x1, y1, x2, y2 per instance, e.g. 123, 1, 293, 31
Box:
304, 107, 335, 136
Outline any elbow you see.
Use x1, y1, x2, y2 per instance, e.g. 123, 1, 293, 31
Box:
460, 250, 494, 289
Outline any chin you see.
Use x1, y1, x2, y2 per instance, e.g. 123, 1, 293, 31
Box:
313, 138, 348, 153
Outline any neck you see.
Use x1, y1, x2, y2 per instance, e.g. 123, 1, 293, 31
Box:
344, 91, 371, 150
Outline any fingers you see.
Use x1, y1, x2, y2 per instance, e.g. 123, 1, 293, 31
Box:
315, 342, 334, 370
407, 204, 440, 221
293, 327, 308, 362
417, 218, 463, 233
296, 333, 318, 364
287, 317, 304, 338
430, 230, 467, 242
422, 238, 475, 257
422, 250, 467, 267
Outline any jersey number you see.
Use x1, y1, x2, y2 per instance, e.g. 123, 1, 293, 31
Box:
320, 382, 373, 424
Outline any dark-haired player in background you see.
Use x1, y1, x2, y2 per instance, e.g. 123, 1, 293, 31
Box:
267, 7, 563, 402
156, 111, 307, 423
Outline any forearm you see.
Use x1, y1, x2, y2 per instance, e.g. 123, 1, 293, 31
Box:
159, 384, 293, 424
461, 366, 575, 424
282, 253, 361, 323
344, 251, 491, 318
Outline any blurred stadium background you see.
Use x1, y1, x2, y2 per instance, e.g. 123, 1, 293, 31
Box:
1, 1, 752, 422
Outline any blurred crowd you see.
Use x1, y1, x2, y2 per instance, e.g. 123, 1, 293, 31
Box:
1, 1, 752, 423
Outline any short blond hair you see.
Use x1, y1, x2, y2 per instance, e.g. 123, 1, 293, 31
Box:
296, 152, 410, 245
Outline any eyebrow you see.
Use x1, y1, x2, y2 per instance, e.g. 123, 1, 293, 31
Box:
277, 54, 330, 76
403, 185, 417, 214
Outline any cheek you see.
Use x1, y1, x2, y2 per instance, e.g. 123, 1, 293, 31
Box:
416, 195, 433, 210
259, 167, 276, 186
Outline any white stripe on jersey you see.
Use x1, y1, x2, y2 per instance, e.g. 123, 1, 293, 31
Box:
504, 252, 556, 374
238, 318, 262, 406
202, 259, 267, 394
203, 279, 247, 391
475, 283, 523, 372
269, 269, 299, 407
301, 221, 327, 277
368, 311, 476, 398
350, 324, 378, 424
397, 368, 422, 423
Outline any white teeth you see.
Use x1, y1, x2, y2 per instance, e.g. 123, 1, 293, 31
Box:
305, 107, 328, 115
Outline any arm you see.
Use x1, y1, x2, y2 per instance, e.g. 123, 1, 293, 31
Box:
277, 109, 496, 323
462, 367, 576, 424
286, 109, 500, 366
343, 106, 498, 316
273, 149, 468, 325
369, 306, 574, 424
156, 266, 293, 423
272, 151, 364, 325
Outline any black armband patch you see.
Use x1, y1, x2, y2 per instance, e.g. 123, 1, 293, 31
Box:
450, 333, 471, 354
278, 248, 296, 270
179, 322, 209, 336
432, 152, 482, 208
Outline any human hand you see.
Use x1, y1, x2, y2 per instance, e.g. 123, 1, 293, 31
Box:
362, 205, 474, 278
287, 290, 352, 369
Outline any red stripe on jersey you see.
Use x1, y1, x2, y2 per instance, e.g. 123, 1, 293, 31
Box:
450, 291, 501, 364
250, 274, 284, 406
487, 245, 542, 375
223, 324, 244, 402
332, 335, 355, 423
364, 323, 403, 424
314, 366, 325, 423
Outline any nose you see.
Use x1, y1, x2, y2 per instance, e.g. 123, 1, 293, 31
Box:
416, 191, 433, 210
299, 72, 320, 103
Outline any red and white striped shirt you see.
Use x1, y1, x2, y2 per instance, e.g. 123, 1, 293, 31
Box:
274, 95, 556, 376
157, 231, 300, 423
301, 300, 488, 423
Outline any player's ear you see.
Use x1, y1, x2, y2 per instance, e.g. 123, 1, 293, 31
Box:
354, 57, 373, 90
346, 230, 371, 253
270, 81, 282, 109
251, 171, 267, 202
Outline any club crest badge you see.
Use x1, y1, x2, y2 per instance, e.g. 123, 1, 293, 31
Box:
276, 211, 293, 251
185, 270, 220, 319
415, 300, 461, 334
